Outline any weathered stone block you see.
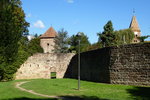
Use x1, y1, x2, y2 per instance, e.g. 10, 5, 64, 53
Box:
15, 53, 75, 80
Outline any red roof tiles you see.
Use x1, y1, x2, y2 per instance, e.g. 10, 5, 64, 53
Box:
40, 27, 57, 38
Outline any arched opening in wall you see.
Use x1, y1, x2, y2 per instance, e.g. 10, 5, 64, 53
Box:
51, 72, 56, 79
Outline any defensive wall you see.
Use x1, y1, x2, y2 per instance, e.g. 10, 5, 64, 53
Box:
15, 53, 75, 79
64, 43, 150, 86
15, 43, 150, 86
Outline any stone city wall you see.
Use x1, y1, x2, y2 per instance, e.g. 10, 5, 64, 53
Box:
15, 53, 75, 79
15, 43, 150, 86
110, 43, 150, 86
65, 43, 150, 86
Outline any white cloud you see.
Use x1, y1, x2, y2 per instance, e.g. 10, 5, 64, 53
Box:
33, 20, 45, 29
66, 0, 74, 3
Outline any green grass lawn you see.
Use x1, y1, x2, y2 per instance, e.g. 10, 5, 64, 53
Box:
0, 79, 150, 100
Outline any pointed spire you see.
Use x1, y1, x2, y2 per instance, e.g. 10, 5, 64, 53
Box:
40, 27, 57, 38
129, 16, 141, 32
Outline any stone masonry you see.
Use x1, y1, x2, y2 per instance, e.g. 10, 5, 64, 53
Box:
15, 43, 150, 86
110, 43, 150, 86
65, 43, 150, 86
15, 53, 75, 79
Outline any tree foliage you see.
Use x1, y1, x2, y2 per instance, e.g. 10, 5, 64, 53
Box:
87, 42, 102, 51
0, 35, 43, 81
27, 38, 43, 55
114, 29, 134, 45
0, 0, 38, 81
0, 0, 28, 61
98, 21, 135, 47
0, 0, 29, 81
98, 21, 117, 47
54, 28, 69, 53
69, 32, 90, 53
138, 36, 149, 42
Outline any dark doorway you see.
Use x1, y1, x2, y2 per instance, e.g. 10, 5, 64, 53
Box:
51, 72, 56, 79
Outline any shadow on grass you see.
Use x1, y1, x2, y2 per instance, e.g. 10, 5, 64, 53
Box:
2, 95, 109, 100
127, 86, 150, 100
61, 95, 109, 100
1, 97, 57, 100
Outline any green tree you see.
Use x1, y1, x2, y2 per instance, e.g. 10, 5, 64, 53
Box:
0, 0, 9, 9
68, 35, 78, 53
87, 42, 102, 51
69, 32, 90, 53
34, 33, 38, 38
138, 36, 149, 42
54, 28, 69, 53
27, 37, 43, 55
114, 29, 134, 45
0, 0, 29, 81
98, 21, 117, 47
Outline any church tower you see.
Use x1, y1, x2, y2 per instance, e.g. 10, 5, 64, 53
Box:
129, 16, 141, 43
40, 27, 57, 53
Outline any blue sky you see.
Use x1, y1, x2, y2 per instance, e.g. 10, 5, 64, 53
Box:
22, 0, 150, 43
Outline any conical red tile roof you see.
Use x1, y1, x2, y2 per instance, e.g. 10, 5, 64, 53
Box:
40, 27, 57, 38
129, 16, 141, 32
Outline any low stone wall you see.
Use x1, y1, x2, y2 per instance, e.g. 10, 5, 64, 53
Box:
15, 53, 75, 79
65, 43, 150, 86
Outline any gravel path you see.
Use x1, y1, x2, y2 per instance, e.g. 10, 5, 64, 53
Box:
15, 81, 64, 99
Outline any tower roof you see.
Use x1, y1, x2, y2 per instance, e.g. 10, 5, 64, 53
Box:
129, 16, 141, 32
40, 27, 57, 38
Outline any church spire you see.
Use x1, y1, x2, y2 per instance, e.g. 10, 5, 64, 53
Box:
129, 15, 141, 32
129, 13, 141, 43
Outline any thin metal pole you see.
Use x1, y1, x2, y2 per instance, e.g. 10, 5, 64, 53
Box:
78, 40, 80, 90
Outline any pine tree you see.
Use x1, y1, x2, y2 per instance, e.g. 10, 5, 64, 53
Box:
98, 21, 117, 47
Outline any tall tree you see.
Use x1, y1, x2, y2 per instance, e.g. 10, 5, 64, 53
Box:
69, 32, 90, 53
0, 0, 29, 81
98, 21, 117, 47
114, 29, 134, 45
54, 28, 69, 53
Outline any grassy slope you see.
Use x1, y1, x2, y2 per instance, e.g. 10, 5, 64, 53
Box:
0, 80, 56, 100
0, 79, 149, 100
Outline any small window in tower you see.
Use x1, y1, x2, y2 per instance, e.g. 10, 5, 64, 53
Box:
134, 40, 136, 42
47, 43, 49, 46
136, 35, 138, 37
134, 40, 137, 42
